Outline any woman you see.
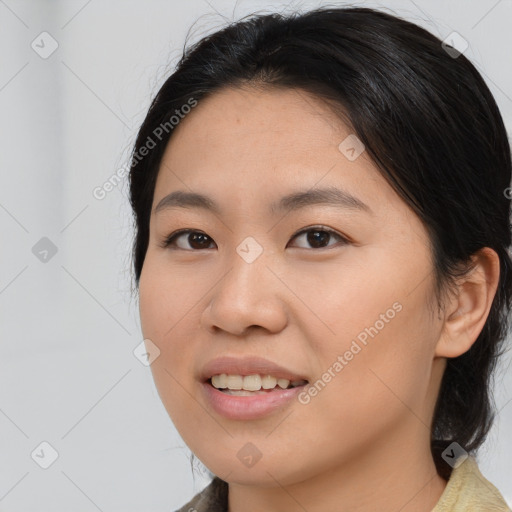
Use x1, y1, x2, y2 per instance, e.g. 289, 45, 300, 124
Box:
128, 6, 512, 511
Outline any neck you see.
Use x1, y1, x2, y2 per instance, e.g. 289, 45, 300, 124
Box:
228, 423, 447, 512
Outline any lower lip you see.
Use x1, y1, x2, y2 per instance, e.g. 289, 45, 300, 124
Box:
201, 381, 307, 420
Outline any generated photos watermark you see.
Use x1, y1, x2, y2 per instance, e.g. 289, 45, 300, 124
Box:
93, 97, 198, 200
298, 301, 403, 404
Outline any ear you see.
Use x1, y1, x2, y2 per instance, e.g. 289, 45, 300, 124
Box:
435, 247, 501, 358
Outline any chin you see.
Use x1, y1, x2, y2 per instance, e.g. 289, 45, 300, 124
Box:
199, 449, 311, 488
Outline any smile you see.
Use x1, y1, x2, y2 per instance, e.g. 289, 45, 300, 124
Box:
200, 356, 310, 420
210, 373, 308, 394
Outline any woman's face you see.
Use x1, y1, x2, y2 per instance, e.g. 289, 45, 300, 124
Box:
138, 85, 446, 486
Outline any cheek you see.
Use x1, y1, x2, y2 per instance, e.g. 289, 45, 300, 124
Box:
309, 291, 436, 444
138, 258, 207, 433
302, 261, 435, 418
139, 265, 195, 370
138, 255, 196, 341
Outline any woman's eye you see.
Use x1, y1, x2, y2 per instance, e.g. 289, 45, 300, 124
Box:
161, 226, 348, 251
161, 230, 216, 250
288, 227, 348, 249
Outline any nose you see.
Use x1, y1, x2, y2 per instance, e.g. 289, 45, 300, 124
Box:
200, 245, 288, 337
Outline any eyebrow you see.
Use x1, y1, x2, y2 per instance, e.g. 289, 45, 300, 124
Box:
153, 186, 373, 216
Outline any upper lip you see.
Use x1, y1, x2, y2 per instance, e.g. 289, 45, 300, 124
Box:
201, 356, 309, 382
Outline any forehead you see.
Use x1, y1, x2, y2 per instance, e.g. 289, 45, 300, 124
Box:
171, 85, 348, 149
158, 86, 367, 179
152, 85, 406, 223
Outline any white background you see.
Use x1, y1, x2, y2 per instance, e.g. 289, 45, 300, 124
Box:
0, 0, 511, 510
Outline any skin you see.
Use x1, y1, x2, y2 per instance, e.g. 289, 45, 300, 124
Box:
138, 85, 500, 512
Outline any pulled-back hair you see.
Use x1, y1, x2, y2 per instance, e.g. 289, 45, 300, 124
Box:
128, 6, 512, 478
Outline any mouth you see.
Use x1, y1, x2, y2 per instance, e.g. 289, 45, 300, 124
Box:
207, 373, 309, 396
199, 356, 310, 419
201, 373, 309, 420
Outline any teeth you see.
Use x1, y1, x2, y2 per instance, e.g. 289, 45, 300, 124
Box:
243, 375, 262, 391
261, 375, 277, 389
211, 374, 227, 388
210, 373, 307, 391
277, 378, 290, 389
226, 375, 243, 390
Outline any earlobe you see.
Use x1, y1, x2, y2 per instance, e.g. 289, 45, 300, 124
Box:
434, 247, 500, 359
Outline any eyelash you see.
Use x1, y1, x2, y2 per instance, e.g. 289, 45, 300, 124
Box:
160, 225, 349, 251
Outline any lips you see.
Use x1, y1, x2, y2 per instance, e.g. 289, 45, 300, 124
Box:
200, 355, 309, 383
201, 381, 308, 420
199, 356, 310, 420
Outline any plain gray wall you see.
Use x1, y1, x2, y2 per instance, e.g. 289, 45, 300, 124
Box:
0, 0, 511, 510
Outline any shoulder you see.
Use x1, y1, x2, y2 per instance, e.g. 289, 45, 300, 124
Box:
174, 477, 229, 512
432, 455, 511, 511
